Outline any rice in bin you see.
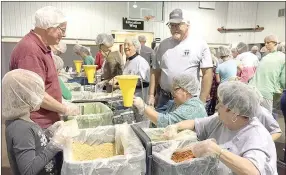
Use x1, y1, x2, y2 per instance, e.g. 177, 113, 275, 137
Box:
72, 142, 119, 161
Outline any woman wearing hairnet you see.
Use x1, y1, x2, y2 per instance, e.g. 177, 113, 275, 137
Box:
110, 37, 150, 99
249, 35, 285, 112
215, 46, 238, 83
165, 81, 277, 174
53, 55, 72, 100
133, 73, 207, 127
51, 41, 67, 56
2, 69, 71, 175
73, 44, 95, 65
95, 33, 124, 92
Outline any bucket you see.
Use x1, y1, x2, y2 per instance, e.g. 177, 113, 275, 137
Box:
83, 65, 97, 84
73, 60, 83, 73
115, 75, 139, 107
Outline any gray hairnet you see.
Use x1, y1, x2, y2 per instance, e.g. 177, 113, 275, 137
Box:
264, 34, 278, 43
236, 42, 248, 54
73, 44, 90, 55
95, 33, 114, 47
251, 46, 259, 51
217, 81, 260, 118
260, 46, 268, 53
34, 6, 67, 30
2, 69, 45, 120
138, 35, 147, 42
218, 46, 231, 57
125, 37, 141, 53
73, 44, 82, 53
231, 48, 237, 53
173, 73, 199, 95
277, 43, 285, 53
53, 55, 64, 71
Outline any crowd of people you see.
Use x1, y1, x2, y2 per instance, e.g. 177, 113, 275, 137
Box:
2, 5, 286, 175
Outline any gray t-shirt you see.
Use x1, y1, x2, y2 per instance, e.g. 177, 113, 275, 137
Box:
5, 119, 61, 175
194, 115, 278, 175
256, 106, 282, 134
140, 45, 155, 65
153, 35, 213, 94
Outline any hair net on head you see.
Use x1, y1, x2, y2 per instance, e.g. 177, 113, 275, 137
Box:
79, 46, 91, 55
73, 44, 82, 53
34, 6, 67, 30
2, 69, 45, 120
210, 48, 216, 55
172, 73, 199, 95
217, 81, 260, 118
53, 55, 64, 71
260, 46, 268, 53
138, 35, 147, 42
236, 42, 248, 54
125, 37, 141, 53
264, 34, 278, 43
277, 43, 285, 53
54, 41, 67, 54
95, 33, 114, 47
251, 46, 259, 51
231, 48, 237, 53
218, 46, 231, 57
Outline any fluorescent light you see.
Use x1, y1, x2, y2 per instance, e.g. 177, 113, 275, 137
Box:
133, 2, 137, 8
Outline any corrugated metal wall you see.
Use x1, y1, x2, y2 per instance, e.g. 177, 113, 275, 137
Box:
1, 1, 228, 43
1, 1, 285, 44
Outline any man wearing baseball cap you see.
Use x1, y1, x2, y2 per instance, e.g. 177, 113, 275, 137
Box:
148, 8, 213, 112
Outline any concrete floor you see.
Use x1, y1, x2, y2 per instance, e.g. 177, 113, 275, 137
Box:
1, 114, 286, 174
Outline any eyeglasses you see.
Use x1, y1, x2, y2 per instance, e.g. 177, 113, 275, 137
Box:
168, 23, 185, 29
57, 26, 66, 35
171, 87, 181, 95
265, 41, 276, 45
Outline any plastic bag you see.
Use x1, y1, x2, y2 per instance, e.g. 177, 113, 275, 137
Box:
71, 91, 122, 101
64, 82, 82, 91
151, 139, 219, 175
143, 128, 198, 143
66, 102, 113, 129
61, 124, 146, 175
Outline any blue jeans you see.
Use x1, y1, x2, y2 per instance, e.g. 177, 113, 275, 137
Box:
280, 90, 286, 162
155, 89, 173, 113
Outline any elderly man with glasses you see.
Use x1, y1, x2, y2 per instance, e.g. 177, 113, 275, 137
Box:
148, 8, 213, 112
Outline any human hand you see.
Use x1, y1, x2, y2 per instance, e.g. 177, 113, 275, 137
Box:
133, 97, 146, 114
63, 104, 80, 116
191, 139, 221, 158
45, 121, 65, 138
163, 124, 178, 140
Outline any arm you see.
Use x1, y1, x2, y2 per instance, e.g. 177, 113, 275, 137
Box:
215, 73, 221, 84
200, 68, 213, 103
144, 106, 160, 124
176, 120, 195, 131
216, 148, 260, 175
41, 92, 66, 114
13, 127, 60, 175
272, 133, 282, 141
59, 78, 72, 100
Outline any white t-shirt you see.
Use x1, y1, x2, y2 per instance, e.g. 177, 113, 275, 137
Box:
236, 52, 259, 68
153, 34, 213, 94
195, 114, 278, 175
123, 55, 150, 100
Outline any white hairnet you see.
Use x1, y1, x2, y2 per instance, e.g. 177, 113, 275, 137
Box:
173, 73, 199, 95
79, 46, 91, 55
34, 6, 67, 30
236, 42, 248, 54
95, 33, 114, 47
138, 35, 147, 42
217, 81, 260, 118
251, 46, 259, 51
264, 34, 278, 43
54, 41, 67, 54
210, 48, 216, 55
125, 37, 141, 53
73, 44, 82, 53
260, 46, 268, 53
231, 48, 237, 53
2, 69, 45, 120
218, 46, 231, 57
53, 55, 64, 71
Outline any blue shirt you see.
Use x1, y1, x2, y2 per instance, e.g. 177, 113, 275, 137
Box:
215, 59, 238, 83
157, 97, 207, 127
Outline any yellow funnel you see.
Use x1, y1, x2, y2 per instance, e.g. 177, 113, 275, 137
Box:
83, 65, 97, 84
115, 75, 139, 107
73, 60, 83, 73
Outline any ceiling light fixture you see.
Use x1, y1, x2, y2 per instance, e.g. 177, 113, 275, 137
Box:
133, 2, 137, 8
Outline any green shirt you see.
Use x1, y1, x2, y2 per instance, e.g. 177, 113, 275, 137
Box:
249, 52, 285, 100
157, 97, 207, 127
83, 55, 95, 65
59, 78, 72, 100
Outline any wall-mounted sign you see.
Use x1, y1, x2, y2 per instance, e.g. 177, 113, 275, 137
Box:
122, 17, 144, 30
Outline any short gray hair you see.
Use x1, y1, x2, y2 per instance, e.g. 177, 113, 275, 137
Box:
125, 37, 141, 53
138, 35, 147, 42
